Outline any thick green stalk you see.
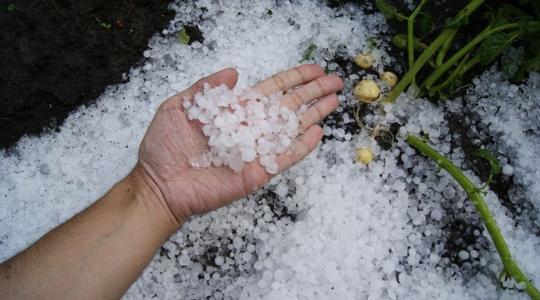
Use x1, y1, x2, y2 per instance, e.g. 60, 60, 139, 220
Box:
385, 29, 455, 102
424, 22, 521, 89
408, 0, 428, 86
429, 54, 479, 95
429, 30, 520, 95
385, 0, 486, 103
406, 134, 540, 300
436, 30, 456, 66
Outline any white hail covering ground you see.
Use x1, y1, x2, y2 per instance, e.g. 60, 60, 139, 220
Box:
0, 1, 538, 299
465, 70, 540, 223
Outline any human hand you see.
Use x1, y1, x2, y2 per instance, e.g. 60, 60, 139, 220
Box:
135, 65, 343, 225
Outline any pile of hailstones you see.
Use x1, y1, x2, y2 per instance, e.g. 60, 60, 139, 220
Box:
183, 84, 299, 174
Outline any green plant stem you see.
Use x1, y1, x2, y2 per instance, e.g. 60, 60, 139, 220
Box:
430, 30, 520, 95
385, 0, 486, 103
408, 0, 428, 86
405, 134, 540, 300
386, 28, 457, 102
385, 29, 456, 102
436, 30, 456, 66
396, 12, 409, 21
430, 54, 479, 95
424, 22, 523, 89
429, 57, 468, 96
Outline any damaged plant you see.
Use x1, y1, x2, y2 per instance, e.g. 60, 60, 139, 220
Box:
376, 0, 540, 102
406, 134, 540, 299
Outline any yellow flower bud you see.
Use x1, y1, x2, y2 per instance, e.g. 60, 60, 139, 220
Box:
354, 53, 374, 69
354, 79, 380, 102
356, 147, 373, 164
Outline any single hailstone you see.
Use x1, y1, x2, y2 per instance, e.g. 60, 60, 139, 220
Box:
184, 83, 299, 174
354, 79, 380, 103
458, 250, 470, 260
215, 256, 225, 266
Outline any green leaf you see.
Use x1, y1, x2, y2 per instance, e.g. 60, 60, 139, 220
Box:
418, 13, 434, 37
95, 18, 112, 30
6, 3, 15, 11
501, 46, 524, 79
375, 0, 399, 20
519, 0, 540, 16
523, 51, 540, 73
473, 148, 502, 176
392, 34, 407, 49
445, 15, 469, 29
520, 47, 540, 74
300, 43, 316, 62
477, 32, 517, 66
366, 37, 378, 50
497, 4, 530, 22
493, 17, 511, 28
177, 27, 190, 45
513, 39, 540, 81
518, 20, 540, 38
392, 34, 426, 51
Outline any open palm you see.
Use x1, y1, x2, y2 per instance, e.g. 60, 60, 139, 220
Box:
137, 65, 343, 221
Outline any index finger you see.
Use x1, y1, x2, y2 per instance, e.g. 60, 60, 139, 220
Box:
252, 64, 325, 96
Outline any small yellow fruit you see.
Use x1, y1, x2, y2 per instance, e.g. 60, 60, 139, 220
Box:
356, 147, 373, 164
354, 53, 374, 69
381, 71, 398, 88
354, 79, 380, 102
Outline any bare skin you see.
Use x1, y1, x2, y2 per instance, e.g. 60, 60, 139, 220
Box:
0, 65, 343, 299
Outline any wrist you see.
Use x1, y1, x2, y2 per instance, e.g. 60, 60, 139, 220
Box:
128, 163, 184, 233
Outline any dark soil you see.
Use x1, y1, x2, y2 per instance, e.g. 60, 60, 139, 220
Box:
0, 0, 174, 149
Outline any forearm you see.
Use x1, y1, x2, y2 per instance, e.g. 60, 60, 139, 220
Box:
0, 164, 181, 299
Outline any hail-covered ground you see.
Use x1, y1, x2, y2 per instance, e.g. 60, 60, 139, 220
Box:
1, 1, 539, 299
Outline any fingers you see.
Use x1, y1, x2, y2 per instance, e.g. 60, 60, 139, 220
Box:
169, 68, 239, 107
240, 125, 323, 192
241, 162, 272, 194
252, 64, 325, 96
281, 74, 343, 111
298, 93, 339, 131
276, 125, 323, 173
